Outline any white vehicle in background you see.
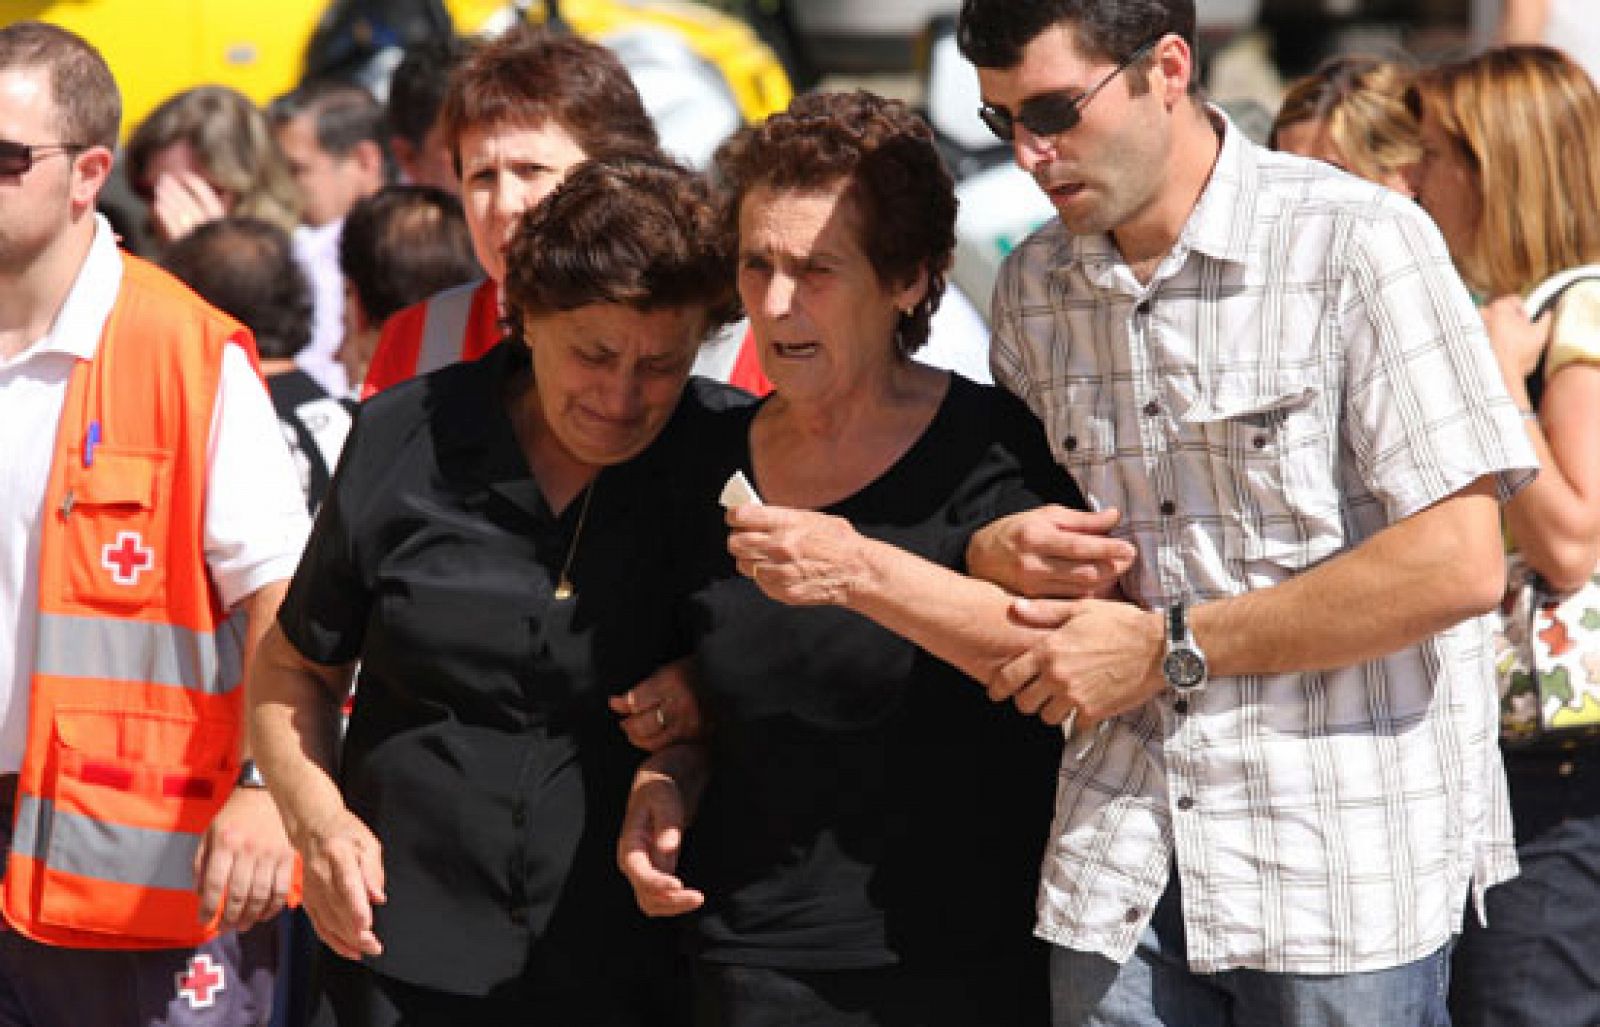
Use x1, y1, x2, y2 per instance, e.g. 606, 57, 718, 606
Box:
771, 0, 1264, 74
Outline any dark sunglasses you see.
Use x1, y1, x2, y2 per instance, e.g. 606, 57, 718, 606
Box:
978, 39, 1159, 143
0, 139, 91, 176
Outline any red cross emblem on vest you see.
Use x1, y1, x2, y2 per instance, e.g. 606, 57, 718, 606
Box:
175, 953, 225, 1010
101, 531, 154, 586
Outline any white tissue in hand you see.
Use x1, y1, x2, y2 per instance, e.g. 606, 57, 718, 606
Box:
719, 470, 763, 509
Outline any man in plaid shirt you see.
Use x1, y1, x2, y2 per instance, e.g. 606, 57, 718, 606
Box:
958, 1, 1538, 1023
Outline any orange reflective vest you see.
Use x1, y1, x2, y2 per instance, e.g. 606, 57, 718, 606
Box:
360, 278, 501, 398
4, 253, 260, 949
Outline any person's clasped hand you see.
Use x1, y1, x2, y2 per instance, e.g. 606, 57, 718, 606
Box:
1482, 294, 1553, 380
989, 597, 1166, 729
294, 806, 387, 961
609, 658, 705, 751
969, 506, 1137, 599
194, 785, 297, 933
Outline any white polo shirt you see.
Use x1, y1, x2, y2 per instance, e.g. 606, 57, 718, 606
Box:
0, 217, 309, 772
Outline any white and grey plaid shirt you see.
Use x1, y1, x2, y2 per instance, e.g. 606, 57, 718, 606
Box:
991, 116, 1537, 974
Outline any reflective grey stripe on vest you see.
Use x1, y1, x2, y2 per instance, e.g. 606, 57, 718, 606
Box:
416, 280, 480, 376
11, 793, 200, 893
35, 608, 247, 695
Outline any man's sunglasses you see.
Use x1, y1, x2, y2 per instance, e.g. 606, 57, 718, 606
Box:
0, 139, 91, 176
978, 39, 1159, 143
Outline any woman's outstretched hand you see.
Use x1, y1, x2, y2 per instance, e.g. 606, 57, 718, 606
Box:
617, 746, 707, 917
727, 504, 867, 606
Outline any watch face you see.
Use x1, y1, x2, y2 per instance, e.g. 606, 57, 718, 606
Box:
1163, 648, 1206, 689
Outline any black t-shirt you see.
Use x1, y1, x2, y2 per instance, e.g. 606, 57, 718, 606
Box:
277, 341, 747, 995
677, 375, 1081, 971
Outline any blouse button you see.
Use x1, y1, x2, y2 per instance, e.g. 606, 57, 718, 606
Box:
1176, 795, 1196, 811
1252, 434, 1269, 450
1143, 400, 1161, 418
1064, 435, 1079, 452
1159, 500, 1177, 516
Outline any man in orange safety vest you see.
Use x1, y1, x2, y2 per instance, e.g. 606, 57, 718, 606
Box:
0, 22, 309, 1025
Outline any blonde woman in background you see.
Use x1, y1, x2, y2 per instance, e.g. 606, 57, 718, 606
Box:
1406, 45, 1600, 1027
124, 84, 301, 245
1270, 54, 1420, 196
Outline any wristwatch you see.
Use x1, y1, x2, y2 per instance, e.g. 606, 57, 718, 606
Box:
1161, 603, 1208, 692
235, 759, 268, 789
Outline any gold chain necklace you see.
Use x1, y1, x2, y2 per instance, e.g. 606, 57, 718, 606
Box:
553, 476, 597, 601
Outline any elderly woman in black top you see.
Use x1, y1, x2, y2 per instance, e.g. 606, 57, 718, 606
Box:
247, 156, 739, 1025
619, 91, 1091, 1027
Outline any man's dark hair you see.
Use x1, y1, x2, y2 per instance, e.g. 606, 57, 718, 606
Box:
160, 218, 313, 360
0, 21, 120, 148
270, 79, 385, 158
387, 36, 474, 149
958, 0, 1195, 81
339, 185, 480, 325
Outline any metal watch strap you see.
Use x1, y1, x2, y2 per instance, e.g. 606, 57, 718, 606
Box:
1168, 603, 1187, 644
235, 758, 267, 789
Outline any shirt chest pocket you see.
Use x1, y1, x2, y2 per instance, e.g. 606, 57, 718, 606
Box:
1180, 379, 1346, 570
62, 448, 173, 609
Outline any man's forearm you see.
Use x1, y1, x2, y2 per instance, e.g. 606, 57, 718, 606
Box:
235, 579, 290, 760
1192, 478, 1505, 678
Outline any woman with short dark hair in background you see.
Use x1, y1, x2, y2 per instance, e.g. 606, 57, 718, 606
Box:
1406, 45, 1600, 1027
248, 155, 741, 1026
359, 24, 662, 397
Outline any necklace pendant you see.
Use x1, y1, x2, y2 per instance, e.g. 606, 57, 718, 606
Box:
553, 577, 575, 601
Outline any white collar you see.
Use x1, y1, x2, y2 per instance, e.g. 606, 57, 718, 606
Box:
44, 214, 124, 361
34, 214, 124, 363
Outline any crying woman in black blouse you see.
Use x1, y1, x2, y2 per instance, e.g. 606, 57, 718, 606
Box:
616, 91, 1134, 1027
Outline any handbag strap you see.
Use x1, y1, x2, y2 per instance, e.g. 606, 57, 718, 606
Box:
1525, 264, 1600, 321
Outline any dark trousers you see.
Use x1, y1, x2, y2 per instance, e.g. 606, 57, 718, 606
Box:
310, 941, 693, 1027
1449, 747, 1600, 1027
692, 945, 1050, 1027
0, 775, 278, 1027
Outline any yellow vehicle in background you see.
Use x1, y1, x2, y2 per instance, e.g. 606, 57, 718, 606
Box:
5, 0, 790, 140
6, 1, 327, 140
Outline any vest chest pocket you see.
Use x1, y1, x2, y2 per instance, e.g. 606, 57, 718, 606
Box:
62, 448, 173, 609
